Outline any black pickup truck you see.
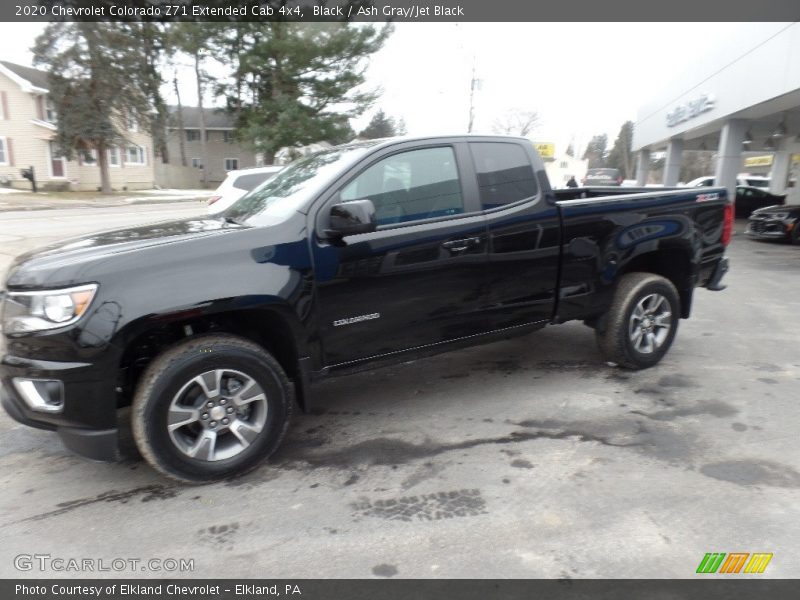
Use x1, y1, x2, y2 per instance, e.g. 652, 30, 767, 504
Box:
0, 136, 731, 482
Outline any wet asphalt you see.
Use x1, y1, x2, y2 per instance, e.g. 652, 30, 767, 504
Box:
0, 208, 798, 578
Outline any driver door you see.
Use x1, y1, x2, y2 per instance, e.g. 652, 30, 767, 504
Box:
311, 141, 490, 367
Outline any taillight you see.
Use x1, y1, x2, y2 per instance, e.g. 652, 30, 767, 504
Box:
721, 202, 734, 246
208, 195, 222, 205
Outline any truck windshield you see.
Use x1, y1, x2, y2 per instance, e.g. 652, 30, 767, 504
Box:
224, 142, 379, 225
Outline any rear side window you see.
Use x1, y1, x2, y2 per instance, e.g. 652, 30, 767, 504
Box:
233, 173, 273, 191
469, 142, 538, 209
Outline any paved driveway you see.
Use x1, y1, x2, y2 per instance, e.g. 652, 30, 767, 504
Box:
0, 212, 798, 578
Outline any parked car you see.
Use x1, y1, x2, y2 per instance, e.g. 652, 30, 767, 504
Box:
685, 175, 771, 189
582, 168, 623, 186
207, 166, 283, 214
734, 185, 786, 218
745, 204, 800, 244
0, 135, 731, 482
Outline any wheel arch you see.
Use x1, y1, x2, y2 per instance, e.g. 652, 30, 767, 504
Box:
616, 247, 694, 318
116, 306, 313, 413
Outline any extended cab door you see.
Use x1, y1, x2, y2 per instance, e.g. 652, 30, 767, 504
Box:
311, 140, 490, 367
468, 140, 561, 329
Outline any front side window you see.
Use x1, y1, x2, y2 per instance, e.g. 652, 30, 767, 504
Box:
340, 146, 464, 225
470, 142, 538, 210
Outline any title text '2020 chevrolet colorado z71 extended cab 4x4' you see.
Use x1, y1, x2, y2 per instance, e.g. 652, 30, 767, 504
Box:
1, 136, 731, 482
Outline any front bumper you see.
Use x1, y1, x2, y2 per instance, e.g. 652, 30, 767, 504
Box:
0, 354, 119, 461
745, 220, 791, 240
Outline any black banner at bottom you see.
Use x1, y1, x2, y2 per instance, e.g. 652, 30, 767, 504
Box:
3, 579, 800, 600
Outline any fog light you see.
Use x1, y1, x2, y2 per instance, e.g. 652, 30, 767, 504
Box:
12, 378, 64, 413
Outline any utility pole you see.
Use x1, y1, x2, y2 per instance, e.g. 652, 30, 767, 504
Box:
467, 59, 479, 133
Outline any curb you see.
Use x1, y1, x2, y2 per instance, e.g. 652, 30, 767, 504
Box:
0, 195, 207, 213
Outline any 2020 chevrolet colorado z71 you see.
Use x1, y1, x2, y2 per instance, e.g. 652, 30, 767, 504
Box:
0, 136, 731, 482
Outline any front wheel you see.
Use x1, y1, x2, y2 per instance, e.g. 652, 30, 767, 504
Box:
131, 334, 293, 483
595, 273, 680, 369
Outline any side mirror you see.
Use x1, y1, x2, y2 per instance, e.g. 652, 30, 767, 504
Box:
324, 199, 377, 239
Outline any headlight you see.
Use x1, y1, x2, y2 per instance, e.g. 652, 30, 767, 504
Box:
2, 284, 98, 334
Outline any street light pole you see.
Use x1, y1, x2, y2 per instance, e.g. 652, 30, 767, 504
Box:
467, 59, 477, 133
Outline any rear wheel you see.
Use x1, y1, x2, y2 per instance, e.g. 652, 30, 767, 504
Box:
596, 273, 679, 369
132, 334, 293, 483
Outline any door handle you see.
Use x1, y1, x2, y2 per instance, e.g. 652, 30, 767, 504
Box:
442, 237, 481, 252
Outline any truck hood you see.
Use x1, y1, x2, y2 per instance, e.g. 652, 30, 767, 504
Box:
5, 217, 246, 289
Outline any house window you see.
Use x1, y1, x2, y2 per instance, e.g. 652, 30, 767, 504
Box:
49, 141, 65, 177
127, 114, 138, 132
45, 97, 57, 123
186, 130, 201, 142
108, 147, 120, 167
0, 137, 7, 165
125, 145, 146, 165
560, 161, 569, 169
223, 131, 234, 143
191, 158, 202, 169
224, 158, 239, 171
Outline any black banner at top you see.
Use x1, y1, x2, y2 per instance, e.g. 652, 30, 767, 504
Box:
3, 0, 800, 22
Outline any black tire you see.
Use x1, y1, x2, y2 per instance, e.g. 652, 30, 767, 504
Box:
791, 221, 800, 245
595, 273, 680, 370
131, 334, 293, 483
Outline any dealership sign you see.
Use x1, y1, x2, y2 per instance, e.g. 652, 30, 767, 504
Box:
533, 142, 555, 159
666, 93, 715, 127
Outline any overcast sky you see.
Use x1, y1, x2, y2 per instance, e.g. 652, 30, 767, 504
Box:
0, 21, 741, 156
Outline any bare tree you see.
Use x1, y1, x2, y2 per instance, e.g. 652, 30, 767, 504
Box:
492, 109, 539, 137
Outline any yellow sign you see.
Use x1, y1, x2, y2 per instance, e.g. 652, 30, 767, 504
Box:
792, 153, 800, 164
533, 142, 555, 159
744, 155, 772, 168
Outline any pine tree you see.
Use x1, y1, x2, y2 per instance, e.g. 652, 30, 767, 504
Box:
33, 23, 156, 193
358, 110, 406, 139
582, 134, 609, 169
606, 121, 635, 178
216, 23, 392, 163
